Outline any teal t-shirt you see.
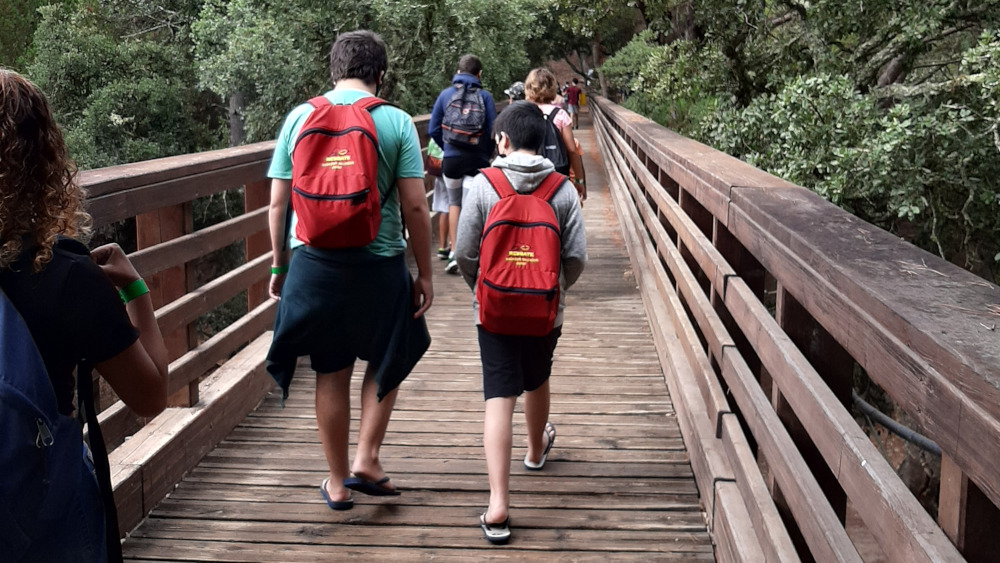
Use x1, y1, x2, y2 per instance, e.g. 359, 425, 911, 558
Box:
268, 88, 424, 256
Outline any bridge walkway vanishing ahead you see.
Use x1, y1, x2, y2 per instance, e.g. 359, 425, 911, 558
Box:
119, 114, 717, 561
85, 98, 1000, 562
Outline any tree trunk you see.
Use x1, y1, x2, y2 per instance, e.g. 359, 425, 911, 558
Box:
228, 91, 245, 147
676, 2, 696, 41
592, 36, 608, 98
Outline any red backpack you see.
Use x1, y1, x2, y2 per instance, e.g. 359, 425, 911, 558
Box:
477, 168, 566, 336
291, 96, 387, 248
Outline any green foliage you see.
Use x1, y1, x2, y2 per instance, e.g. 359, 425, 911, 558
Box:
0, 0, 67, 70
28, 3, 218, 169
603, 1, 1000, 276
193, 0, 545, 142
602, 30, 727, 133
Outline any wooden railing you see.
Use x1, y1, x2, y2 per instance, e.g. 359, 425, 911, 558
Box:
591, 96, 1000, 562
81, 112, 433, 537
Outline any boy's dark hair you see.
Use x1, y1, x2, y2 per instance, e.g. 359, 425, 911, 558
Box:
493, 101, 546, 153
329, 30, 388, 85
572, 78, 579, 85
457, 54, 482, 76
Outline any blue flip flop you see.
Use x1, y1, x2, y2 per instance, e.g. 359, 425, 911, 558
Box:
320, 478, 354, 510
524, 421, 556, 470
343, 474, 401, 496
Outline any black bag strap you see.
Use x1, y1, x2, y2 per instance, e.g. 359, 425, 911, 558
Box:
78, 365, 123, 563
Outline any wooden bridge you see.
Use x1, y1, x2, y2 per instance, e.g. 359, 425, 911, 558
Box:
79, 99, 1000, 562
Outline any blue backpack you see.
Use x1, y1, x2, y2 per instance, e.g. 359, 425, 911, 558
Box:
0, 287, 120, 562
441, 84, 488, 148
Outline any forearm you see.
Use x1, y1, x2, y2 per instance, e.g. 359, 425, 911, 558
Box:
269, 178, 292, 266
400, 183, 433, 280
126, 293, 168, 379
569, 150, 585, 184
454, 197, 482, 290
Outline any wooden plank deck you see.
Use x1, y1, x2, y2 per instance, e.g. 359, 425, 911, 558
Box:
122, 115, 714, 561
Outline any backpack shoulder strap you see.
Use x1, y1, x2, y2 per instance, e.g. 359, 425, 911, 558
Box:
354, 96, 390, 113
78, 363, 123, 563
533, 172, 567, 202
481, 168, 517, 199
308, 95, 332, 108
547, 107, 561, 122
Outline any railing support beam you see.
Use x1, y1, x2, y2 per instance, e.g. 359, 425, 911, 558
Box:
137, 203, 198, 406
939, 455, 1000, 562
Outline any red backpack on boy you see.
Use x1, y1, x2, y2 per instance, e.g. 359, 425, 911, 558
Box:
477, 168, 566, 336
291, 96, 387, 248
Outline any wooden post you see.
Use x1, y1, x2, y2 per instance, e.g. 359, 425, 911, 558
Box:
711, 218, 765, 377
939, 455, 1000, 561
678, 189, 712, 296
137, 203, 197, 406
244, 180, 271, 310
710, 218, 765, 459
766, 283, 852, 560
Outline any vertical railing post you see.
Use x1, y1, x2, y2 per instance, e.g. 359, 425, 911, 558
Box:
939, 455, 1000, 561
768, 284, 852, 557
244, 180, 270, 310
137, 203, 197, 406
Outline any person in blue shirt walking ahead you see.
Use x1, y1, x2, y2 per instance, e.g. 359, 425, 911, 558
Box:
428, 54, 497, 274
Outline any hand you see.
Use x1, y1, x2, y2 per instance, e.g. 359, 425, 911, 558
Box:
412, 275, 433, 318
269, 273, 286, 300
91, 243, 141, 288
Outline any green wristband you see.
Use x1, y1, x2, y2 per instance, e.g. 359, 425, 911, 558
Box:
119, 278, 149, 304
271, 265, 289, 275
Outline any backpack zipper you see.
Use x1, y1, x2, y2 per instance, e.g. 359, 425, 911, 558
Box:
483, 280, 558, 301
293, 186, 371, 202
35, 418, 54, 448
294, 126, 376, 151
483, 220, 559, 239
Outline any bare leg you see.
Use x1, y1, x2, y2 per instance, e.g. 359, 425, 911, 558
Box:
351, 363, 399, 489
484, 396, 517, 524
524, 380, 551, 464
316, 365, 354, 502
439, 212, 451, 251
448, 205, 461, 253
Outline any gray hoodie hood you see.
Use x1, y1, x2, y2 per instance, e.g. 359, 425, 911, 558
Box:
490, 152, 555, 193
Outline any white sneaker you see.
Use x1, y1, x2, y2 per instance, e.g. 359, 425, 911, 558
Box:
445, 259, 459, 275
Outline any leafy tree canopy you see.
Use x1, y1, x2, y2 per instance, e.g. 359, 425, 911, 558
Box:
602, 0, 1000, 278
192, 0, 546, 142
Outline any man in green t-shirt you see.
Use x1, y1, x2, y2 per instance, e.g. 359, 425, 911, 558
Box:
265, 30, 433, 510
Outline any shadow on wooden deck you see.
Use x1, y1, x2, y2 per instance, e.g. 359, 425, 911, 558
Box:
122, 113, 714, 562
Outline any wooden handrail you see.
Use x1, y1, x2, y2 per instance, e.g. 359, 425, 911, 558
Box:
593, 96, 998, 561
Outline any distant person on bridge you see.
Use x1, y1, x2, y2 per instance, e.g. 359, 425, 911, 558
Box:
564, 78, 583, 130
524, 68, 587, 204
0, 69, 169, 562
428, 54, 497, 275
264, 31, 433, 511
454, 101, 587, 544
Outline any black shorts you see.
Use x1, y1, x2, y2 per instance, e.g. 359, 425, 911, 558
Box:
442, 155, 488, 179
478, 325, 562, 400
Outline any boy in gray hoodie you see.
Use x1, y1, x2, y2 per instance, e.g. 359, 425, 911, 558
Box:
455, 101, 587, 544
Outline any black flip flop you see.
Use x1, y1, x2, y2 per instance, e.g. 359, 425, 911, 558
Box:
319, 478, 354, 510
343, 474, 401, 496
